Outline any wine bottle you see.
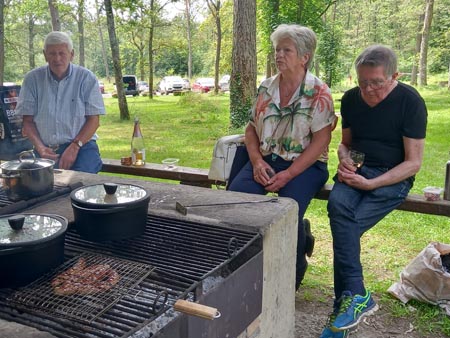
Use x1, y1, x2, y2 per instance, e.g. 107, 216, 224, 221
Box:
131, 117, 146, 166
444, 151, 450, 201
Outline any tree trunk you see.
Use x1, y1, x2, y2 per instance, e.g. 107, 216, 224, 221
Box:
77, 0, 85, 66
206, 0, 222, 94
104, 0, 129, 120
27, 16, 36, 69
230, 0, 256, 129
418, 0, 434, 86
48, 0, 61, 31
94, 0, 110, 82
147, 0, 155, 99
185, 0, 192, 80
448, 62, 450, 90
411, 14, 424, 86
0, 0, 4, 85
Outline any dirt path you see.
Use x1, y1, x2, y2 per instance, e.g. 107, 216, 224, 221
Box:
295, 288, 448, 338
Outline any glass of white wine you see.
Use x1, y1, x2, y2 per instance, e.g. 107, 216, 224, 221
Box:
349, 150, 365, 172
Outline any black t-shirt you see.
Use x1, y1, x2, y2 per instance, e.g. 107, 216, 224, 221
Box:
340, 82, 427, 168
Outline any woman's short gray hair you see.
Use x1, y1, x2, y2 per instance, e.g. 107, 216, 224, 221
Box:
270, 24, 317, 69
44, 31, 74, 52
355, 45, 397, 77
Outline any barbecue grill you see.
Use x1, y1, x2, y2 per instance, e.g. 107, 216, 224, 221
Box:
0, 171, 299, 338
0, 214, 262, 337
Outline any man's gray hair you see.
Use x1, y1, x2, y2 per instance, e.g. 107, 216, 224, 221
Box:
270, 24, 317, 69
44, 31, 74, 52
355, 45, 397, 77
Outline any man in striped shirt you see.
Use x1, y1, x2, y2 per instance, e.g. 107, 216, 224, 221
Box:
17, 31, 105, 173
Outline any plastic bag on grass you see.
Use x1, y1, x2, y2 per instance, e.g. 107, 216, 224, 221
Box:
388, 242, 450, 316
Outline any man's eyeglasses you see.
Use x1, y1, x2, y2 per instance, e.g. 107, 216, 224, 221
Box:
357, 78, 390, 90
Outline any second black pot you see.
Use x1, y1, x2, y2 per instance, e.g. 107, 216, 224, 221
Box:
0, 213, 68, 288
70, 183, 151, 242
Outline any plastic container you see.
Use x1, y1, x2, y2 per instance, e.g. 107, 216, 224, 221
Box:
423, 186, 443, 201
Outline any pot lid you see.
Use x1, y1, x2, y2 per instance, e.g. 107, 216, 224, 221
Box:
0, 214, 67, 248
0, 158, 54, 171
71, 183, 149, 206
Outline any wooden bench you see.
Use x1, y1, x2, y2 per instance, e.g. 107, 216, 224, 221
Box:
101, 159, 450, 217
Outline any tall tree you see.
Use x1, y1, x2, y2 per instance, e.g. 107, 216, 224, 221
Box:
104, 0, 129, 120
419, 0, 434, 86
206, 0, 222, 94
185, 0, 192, 80
94, 0, 110, 81
0, 0, 4, 85
230, 0, 256, 129
411, 14, 424, 86
76, 0, 85, 66
48, 0, 61, 31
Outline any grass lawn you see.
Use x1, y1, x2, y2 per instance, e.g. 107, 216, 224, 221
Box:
97, 88, 450, 336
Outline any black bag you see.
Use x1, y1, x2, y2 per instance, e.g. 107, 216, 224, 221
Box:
0, 85, 32, 160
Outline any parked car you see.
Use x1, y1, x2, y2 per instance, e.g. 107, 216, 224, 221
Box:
219, 75, 230, 92
158, 76, 185, 95
137, 81, 149, 94
98, 81, 105, 94
182, 78, 191, 91
122, 75, 139, 96
192, 78, 215, 93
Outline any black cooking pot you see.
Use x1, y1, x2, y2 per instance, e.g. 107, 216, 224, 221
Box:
70, 183, 150, 242
0, 150, 54, 201
0, 213, 68, 288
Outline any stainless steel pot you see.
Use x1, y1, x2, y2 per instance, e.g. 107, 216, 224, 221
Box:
0, 151, 54, 201
70, 183, 151, 242
0, 213, 68, 288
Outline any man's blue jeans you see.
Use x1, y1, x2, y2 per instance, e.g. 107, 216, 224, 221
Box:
327, 165, 412, 300
228, 154, 329, 284
34, 140, 103, 174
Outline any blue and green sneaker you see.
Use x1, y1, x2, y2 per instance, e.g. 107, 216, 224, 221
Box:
320, 312, 349, 338
331, 290, 378, 331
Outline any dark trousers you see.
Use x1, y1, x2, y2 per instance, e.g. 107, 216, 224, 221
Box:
327, 166, 412, 300
228, 152, 329, 284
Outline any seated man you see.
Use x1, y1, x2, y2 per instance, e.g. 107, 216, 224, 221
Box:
16, 31, 105, 173
320, 45, 427, 338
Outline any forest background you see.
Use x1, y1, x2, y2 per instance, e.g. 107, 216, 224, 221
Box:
1, 0, 449, 107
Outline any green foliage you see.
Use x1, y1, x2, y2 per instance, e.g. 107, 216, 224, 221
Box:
317, 24, 344, 87
229, 73, 253, 129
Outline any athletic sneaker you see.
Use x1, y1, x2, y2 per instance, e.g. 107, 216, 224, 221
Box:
320, 312, 349, 338
331, 290, 379, 331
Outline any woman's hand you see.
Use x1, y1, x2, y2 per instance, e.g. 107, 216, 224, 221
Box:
264, 169, 294, 192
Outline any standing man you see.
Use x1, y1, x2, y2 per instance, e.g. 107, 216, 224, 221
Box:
320, 45, 427, 338
16, 31, 105, 173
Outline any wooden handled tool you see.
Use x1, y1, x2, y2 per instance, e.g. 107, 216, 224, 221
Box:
174, 299, 221, 320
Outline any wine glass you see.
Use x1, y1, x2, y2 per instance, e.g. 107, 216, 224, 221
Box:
162, 158, 179, 169
349, 150, 365, 171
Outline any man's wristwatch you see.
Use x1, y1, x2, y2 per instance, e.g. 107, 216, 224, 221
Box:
72, 139, 83, 148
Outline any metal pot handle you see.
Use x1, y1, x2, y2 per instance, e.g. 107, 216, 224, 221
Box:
71, 203, 129, 214
0, 173, 21, 179
18, 150, 37, 163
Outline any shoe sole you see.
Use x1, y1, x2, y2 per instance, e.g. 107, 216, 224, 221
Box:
331, 303, 379, 331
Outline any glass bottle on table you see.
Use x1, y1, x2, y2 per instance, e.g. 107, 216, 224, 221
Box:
131, 117, 146, 166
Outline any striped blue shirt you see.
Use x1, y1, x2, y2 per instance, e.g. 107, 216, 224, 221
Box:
16, 63, 105, 145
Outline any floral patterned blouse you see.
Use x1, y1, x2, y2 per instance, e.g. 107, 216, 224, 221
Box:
249, 70, 336, 162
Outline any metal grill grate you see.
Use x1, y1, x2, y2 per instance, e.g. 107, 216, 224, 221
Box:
8, 253, 155, 323
0, 214, 261, 337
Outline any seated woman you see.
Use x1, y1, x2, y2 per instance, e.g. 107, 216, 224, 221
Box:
228, 24, 337, 290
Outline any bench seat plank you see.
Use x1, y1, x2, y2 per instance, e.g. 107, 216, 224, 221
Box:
101, 160, 450, 217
